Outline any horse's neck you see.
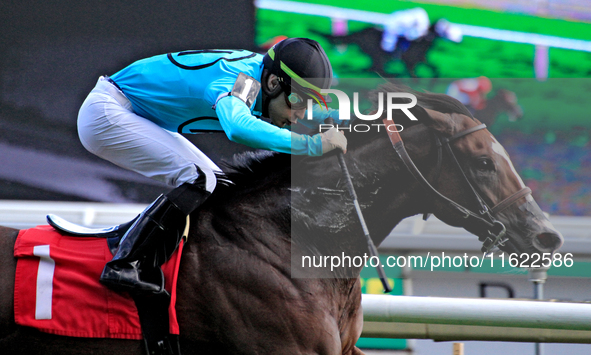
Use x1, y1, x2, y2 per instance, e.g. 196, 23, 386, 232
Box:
190, 127, 435, 282
292, 128, 433, 253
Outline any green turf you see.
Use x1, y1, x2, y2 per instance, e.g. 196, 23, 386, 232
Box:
257, 2, 591, 131
266, 0, 591, 39
256, 0, 591, 79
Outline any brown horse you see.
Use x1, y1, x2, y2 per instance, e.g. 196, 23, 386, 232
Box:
473, 89, 524, 127
0, 83, 563, 354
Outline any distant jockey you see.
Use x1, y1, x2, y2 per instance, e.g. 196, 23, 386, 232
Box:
259, 35, 288, 52
380, 8, 430, 53
446, 76, 493, 111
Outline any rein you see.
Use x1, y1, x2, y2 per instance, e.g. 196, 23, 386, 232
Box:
382, 118, 530, 253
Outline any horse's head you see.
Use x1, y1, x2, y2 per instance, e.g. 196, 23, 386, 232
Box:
413, 106, 563, 254
367, 82, 563, 255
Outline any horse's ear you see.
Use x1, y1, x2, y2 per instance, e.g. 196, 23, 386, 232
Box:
420, 108, 461, 137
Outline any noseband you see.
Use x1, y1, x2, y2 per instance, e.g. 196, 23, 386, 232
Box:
382, 118, 531, 253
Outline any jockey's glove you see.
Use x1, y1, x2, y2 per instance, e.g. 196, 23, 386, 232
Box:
320, 127, 347, 154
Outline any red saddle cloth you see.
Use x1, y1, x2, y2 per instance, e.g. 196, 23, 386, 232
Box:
13, 225, 183, 339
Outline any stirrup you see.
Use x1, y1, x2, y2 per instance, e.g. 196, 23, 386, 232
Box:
101, 263, 169, 296
47, 214, 136, 239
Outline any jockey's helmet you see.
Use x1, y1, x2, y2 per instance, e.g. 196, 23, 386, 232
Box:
477, 76, 492, 93
262, 37, 333, 109
434, 19, 463, 43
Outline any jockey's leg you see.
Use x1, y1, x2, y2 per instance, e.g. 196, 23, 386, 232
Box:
78, 76, 223, 294
99, 171, 211, 294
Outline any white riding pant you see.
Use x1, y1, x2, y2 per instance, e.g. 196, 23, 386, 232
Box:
77, 77, 221, 192
381, 7, 429, 52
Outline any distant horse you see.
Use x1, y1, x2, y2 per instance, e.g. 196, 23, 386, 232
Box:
0, 83, 562, 354
473, 89, 523, 127
312, 23, 453, 78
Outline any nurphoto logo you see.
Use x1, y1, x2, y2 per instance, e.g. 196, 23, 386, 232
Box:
306, 89, 419, 133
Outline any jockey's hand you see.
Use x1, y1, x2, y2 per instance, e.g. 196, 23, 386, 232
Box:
319, 127, 347, 154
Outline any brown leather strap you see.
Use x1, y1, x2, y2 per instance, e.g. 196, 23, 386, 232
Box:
491, 187, 532, 215
382, 118, 403, 145
442, 124, 487, 143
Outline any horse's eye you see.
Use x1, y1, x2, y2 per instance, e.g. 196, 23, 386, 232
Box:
475, 157, 495, 172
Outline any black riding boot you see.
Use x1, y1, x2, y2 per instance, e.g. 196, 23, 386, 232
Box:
100, 178, 211, 294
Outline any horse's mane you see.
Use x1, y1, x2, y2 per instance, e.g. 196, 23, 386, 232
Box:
370, 81, 474, 118
345, 81, 474, 147
213, 150, 291, 195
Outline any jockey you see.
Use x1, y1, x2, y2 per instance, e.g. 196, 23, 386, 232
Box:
77, 38, 347, 294
446, 76, 492, 111
380, 7, 430, 53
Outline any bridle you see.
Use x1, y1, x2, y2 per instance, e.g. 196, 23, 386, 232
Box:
382, 118, 531, 253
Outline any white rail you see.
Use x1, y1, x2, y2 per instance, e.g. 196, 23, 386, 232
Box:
0, 200, 146, 229
4, 200, 591, 343
361, 294, 591, 343
255, 0, 591, 80
1, 200, 590, 255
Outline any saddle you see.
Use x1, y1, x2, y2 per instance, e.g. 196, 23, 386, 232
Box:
43, 215, 183, 355
47, 214, 134, 254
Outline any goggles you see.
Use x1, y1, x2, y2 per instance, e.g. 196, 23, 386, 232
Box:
284, 91, 307, 110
